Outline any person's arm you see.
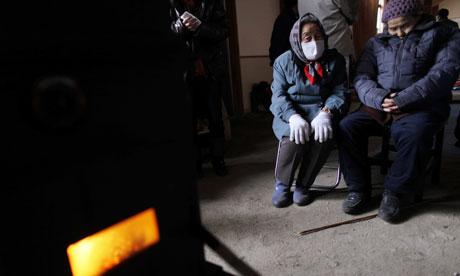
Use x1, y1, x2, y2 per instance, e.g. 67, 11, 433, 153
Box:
332, 0, 359, 25
354, 39, 391, 110
324, 54, 348, 116
270, 58, 297, 122
193, 0, 228, 43
393, 28, 460, 111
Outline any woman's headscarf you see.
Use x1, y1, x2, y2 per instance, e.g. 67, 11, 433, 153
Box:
289, 13, 328, 64
289, 13, 328, 85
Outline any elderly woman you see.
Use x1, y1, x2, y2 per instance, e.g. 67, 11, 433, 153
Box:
270, 13, 348, 208
339, 0, 460, 222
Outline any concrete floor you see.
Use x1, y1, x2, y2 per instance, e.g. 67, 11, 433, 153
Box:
198, 105, 460, 276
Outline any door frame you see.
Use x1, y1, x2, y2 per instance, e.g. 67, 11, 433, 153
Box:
225, 0, 244, 115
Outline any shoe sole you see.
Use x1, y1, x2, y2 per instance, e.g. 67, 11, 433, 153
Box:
273, 201, 292, 208
343, 207, 365, 215
378, 209, 400, 223
294, 197, 314, 206
342, 200, 370, 215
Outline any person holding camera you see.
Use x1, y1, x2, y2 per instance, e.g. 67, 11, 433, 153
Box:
170, 0, 229, 177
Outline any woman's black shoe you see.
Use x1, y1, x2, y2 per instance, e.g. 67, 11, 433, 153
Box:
212, 159, 228, 177
342, 192, 370, 214
378, 190, 401, 223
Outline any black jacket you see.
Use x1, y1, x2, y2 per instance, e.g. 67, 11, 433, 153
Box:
354, 15, 460, 120
269, 9, 298, 66
438, 19, 459, 30
170, 0, 228, 81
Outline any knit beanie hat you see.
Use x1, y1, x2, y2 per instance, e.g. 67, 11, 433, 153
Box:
382, 0, 424, 23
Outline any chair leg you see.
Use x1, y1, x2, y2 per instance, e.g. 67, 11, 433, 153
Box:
414, 189, 424, 203
380, 127, 391, 175
431, 127, 444, 186
431, 158, 441, 186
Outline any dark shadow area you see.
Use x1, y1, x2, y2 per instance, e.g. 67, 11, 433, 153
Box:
394, 188, 460, 224
0, 2, 227, 275
199, 162, 274, 200
225, 113, 275, 158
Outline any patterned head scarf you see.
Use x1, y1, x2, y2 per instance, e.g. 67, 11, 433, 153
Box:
289, 13, 328, 64
289, 13, 328, 85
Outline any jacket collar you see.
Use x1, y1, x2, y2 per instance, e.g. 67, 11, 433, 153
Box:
412, 15, 436, 31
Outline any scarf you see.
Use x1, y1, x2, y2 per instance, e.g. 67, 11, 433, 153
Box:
304, 62, 324, 85
289, 13, 327, 85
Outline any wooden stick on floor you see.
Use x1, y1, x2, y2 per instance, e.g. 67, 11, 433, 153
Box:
298, 214, 378, 236
298, 193, 460, 236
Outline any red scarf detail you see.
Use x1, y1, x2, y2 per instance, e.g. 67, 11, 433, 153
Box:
303, 62, 324, 85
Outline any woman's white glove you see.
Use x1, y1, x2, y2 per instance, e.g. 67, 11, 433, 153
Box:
311, 111, 333, 143
288, 114, 310, 144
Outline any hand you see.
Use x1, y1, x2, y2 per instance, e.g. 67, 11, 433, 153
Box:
289, 114, 310, 144
311, 111, 333, 143
181, 12, 202, 32
382, 93, 401, 114
174, 18, 185, 31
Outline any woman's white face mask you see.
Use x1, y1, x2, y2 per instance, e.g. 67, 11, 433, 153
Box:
302, 40, 325, 61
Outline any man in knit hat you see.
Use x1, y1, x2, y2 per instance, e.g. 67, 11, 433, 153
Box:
338, 0, 460, 222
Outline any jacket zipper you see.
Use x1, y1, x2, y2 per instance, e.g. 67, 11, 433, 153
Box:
393, 37, 406, 90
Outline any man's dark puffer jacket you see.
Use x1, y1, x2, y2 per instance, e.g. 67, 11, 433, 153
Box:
354, 15, 460, 120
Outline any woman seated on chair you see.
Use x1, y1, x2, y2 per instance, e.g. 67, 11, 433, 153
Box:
270, 13, 348, 208
339, 0, 460, 223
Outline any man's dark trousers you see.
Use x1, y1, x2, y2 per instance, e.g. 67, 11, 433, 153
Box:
190, 76, 225, 161
455, 111, 460, 143
338, 110, 444, 195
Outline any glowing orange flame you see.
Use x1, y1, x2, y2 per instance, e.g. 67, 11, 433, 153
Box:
67, 208, 160, 276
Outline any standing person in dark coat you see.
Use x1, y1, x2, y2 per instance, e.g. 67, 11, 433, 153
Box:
338, 0, 460, 223
269, 0, 299, 66
170, 0, 229, 177
436, 8, 460, 148
436, 8, 459, 29
456, 111, 460, 148
456, 112, 460, 147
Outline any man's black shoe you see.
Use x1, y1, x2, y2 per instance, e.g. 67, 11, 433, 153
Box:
196, 163, 204, 179
378, 190, 401, 223
342, 192, 370, 214
212, 159, 228, 177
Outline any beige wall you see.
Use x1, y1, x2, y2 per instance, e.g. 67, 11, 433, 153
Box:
235, 0, 280, 112
439, 0, 460, 19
